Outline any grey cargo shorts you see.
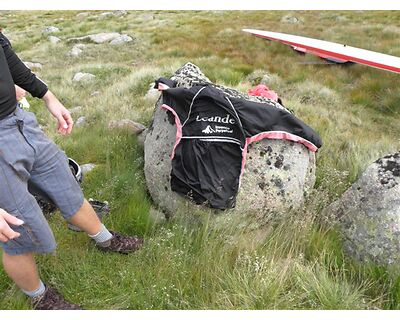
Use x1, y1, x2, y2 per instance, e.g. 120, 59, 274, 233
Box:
0, 107, 84, 255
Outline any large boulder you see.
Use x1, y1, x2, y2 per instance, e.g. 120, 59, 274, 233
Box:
144, 100, 188, 217
144, 63, 317, 219
326, 153, 400, 266
235, 140, 316, 219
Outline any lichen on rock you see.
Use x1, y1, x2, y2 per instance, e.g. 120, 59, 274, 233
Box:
326, 152, 400, 266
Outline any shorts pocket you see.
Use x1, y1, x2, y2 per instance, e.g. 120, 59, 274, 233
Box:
2, 208, 56, 252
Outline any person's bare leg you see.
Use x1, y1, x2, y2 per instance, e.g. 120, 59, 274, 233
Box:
2, 252, 40, 292
68, 199, 142, 253
68, 199, 102, 235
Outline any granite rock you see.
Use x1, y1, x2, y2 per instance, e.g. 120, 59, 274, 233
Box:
144, 63, 316, 219
326, 153, 400, 266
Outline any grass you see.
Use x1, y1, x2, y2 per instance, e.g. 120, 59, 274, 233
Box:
0, 10, 400, 310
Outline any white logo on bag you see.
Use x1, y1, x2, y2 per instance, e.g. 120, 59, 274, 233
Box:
202, 125, 215, 134
196, 114, 235, 124
215, 125, 233, 134
202, 125, 233, 134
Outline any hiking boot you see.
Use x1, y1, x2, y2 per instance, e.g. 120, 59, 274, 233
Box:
31, 286, 82, 310
96, 230, 143, 254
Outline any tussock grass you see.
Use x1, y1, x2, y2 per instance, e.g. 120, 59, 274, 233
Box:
1, 10, 400, 310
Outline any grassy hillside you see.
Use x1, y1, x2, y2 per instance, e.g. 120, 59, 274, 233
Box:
0, 10, 399, 309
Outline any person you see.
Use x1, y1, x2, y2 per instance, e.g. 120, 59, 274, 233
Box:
0, 31, 143, 310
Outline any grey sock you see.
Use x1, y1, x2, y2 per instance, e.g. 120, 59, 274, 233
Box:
88, 224, 113, 246
22, 280, 46, 298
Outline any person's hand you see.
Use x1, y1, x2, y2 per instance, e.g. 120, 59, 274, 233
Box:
15, 85, 26, 101
42, 90, 73, 135
0, 209, 24, 243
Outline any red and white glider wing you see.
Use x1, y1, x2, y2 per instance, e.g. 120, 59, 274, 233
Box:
243, 29, 400, 73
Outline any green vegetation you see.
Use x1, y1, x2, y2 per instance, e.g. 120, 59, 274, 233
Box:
0, 10, 399, 309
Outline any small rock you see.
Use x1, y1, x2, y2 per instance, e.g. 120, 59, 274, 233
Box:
69, 106, 83, 114
69, 45, 83, 57
245, 69, 271, 85
109, 34, 133, 45
281, 15, 301, 24
113, 10, 127, 17
68, 32, 121, 44
43, 26, 60, 34
70, 48, 82, 56
383, 26, 400, 35
97, 10, 127, 19
75, 116, 87, 127
23, 61, 43, 71
48, 36, 61, 44
210, 11, 226, 15
81, 163, 96, 174
138, 13, 155, 21
144, 84, 161, 101
108, 119, 146, 135
74, 44, 86, 49
336, 15, 348, 22
69, 44, 85, 57
76, 12, 90, 18
73, 72, 95, 82
137, 128, 148, 146
91, 91, 100, 96
99, 12, 114, 19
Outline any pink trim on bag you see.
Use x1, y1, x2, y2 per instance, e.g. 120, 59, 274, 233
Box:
239, 131, 318, 181
158, 83, 170, 91
247, 131, 318, 152
247, 84, 279, 102
240, 139, 250, 184
161, 104, 182, 160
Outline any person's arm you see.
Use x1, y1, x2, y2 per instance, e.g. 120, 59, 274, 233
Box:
42, 90, 74, 135
0, 209, 24, 243
0, 33, 48, 99
15, 84, 26, 101
1, 33, 73, 135
13, 84, 73, 134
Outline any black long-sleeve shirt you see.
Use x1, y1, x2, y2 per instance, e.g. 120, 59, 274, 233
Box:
0, 32, 48, 120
